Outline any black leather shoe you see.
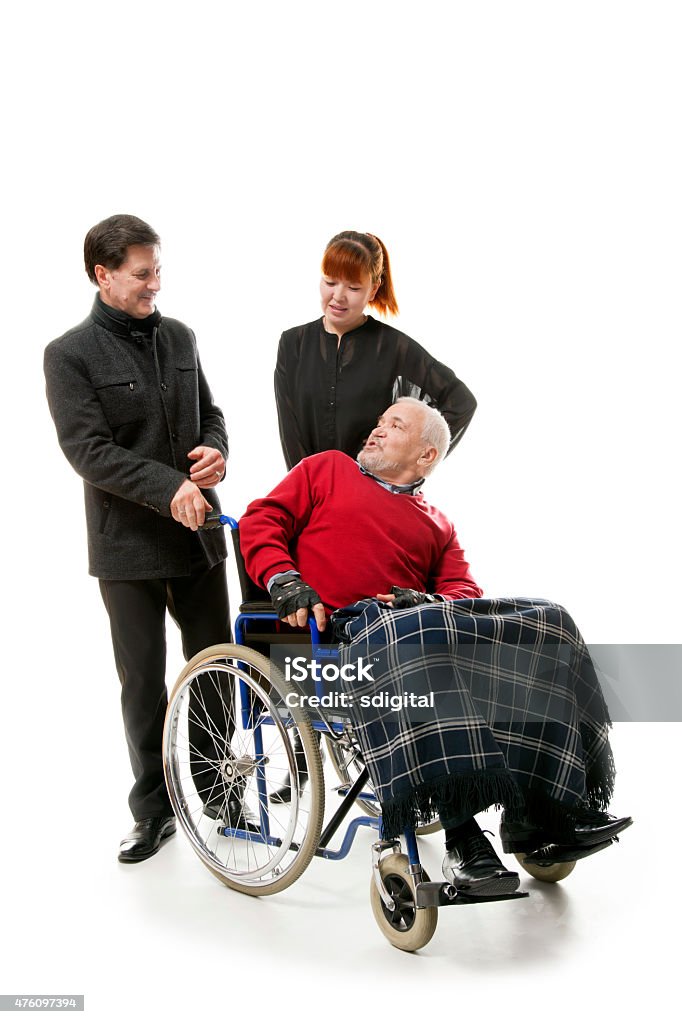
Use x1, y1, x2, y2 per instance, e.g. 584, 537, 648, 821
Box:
522, 837, 615, 866
270, 730, 318, 804
501, 808, 633, 853
118, 816, 176, 863
269, 778, 299, 804
442, 821, 520, 896
571, 808, 633, 845
203, 793, 260, 833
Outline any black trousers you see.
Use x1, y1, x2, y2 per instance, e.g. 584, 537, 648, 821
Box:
99, 540, 231, 819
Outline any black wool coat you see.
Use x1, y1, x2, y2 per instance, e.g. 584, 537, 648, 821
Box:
44, 299, 228, 579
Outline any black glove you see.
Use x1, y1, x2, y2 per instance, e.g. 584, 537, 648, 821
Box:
270, 573, 323, 620
389, 586, 440, 609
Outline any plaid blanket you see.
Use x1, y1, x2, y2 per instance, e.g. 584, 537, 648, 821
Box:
332, 597, 615, 841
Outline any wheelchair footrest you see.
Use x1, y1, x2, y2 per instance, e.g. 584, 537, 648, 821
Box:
415, 881, 529, 908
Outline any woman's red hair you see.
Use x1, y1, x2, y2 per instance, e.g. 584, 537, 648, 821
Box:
321, 231, 399, 316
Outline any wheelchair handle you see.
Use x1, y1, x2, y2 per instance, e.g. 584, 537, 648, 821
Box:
198, 512, 239, 531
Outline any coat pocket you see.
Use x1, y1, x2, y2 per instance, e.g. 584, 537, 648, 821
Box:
175, 364, 198, 389
92, 374, 144, 429
99, 496, 112, 534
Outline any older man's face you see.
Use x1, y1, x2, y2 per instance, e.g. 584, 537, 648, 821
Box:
97, 244, 161, 319
358, 403, 427, 478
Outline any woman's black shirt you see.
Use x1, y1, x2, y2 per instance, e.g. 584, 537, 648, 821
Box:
274, 316, 476, 470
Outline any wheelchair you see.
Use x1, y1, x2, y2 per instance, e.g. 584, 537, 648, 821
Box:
162, 519, 574, 951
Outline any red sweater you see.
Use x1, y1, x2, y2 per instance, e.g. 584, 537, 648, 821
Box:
239, 452, 482, 612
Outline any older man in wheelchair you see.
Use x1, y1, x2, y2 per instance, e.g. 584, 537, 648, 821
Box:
236, 396, 632, 899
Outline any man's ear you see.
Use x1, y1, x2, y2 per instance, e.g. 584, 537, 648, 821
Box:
94, 264, 111, 290
417, 445, 439, 472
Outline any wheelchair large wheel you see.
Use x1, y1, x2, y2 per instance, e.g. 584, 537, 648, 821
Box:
326, 731, 441, 835
370, 853, 438, 952
514, 852, 576, 883
163, 644, 324, 896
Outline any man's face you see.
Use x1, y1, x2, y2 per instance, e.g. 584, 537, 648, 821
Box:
96, 244, 161, 318
358, 403, 428, 479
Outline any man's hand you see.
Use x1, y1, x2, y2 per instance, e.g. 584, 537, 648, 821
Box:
270, 575, 327, 631
188, 445, 225, 488
170, 479, 212, 530
376, 587, 439, 609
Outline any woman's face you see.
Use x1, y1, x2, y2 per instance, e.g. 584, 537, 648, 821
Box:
320, 272, 378, 335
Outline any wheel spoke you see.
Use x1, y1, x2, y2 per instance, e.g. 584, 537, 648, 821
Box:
163, 647, 324, 894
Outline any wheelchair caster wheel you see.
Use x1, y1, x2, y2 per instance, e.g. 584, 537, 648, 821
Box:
514, 852, 576, 883
370, 853, 437, 951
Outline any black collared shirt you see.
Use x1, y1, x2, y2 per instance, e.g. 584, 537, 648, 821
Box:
274, 316, 477, 470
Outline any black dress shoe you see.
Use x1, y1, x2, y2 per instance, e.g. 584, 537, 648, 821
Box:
522, 837, 615, 866
270, 779, 300, 804
571, 808, 633, 845
442, 820, 520, 896
270, 730, 319, 804
203, 793, 260, 833
501, 808, 633, 854
118, 816, 176, 863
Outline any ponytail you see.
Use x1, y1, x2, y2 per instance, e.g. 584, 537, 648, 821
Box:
366, 233, 399, 317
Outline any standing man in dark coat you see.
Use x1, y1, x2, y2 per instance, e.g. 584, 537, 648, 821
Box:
44, 214, 231, 863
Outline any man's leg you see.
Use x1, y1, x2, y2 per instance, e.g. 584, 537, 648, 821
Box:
99, 577, 173, 820
437, 800, 520, 896
166, 541, 231, 660
166, 545, 237, 815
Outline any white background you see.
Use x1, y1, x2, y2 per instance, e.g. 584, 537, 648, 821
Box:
1, 1, 680, 1020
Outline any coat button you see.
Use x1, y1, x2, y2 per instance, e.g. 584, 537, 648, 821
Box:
161, 383, 168, 391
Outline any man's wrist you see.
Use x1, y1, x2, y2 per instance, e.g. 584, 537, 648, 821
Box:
266, 570, 300, 593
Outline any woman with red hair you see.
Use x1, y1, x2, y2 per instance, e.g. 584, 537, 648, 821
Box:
274, 231, 477, 470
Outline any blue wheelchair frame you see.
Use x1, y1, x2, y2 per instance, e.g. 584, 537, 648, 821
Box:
219, 515, 528, 917
232, 603, 384, 863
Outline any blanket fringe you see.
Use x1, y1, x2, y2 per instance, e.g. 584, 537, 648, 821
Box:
380, 769, 523, 842
583, 724, 617, 811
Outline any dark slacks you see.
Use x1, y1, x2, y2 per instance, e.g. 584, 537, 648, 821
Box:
99, 540, 231, 819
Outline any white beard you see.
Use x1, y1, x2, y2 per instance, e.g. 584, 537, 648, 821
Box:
357, 449, 402, 475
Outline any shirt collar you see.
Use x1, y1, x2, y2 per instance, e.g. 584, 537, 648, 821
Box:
320, 314, 374, 339
357, 462, 424, 495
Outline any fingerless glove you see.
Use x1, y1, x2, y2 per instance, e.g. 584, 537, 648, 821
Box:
389, 586, 440, 609
270, 573, 323, 619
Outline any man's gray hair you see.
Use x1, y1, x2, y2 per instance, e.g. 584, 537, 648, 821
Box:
396, 397, 450, 473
